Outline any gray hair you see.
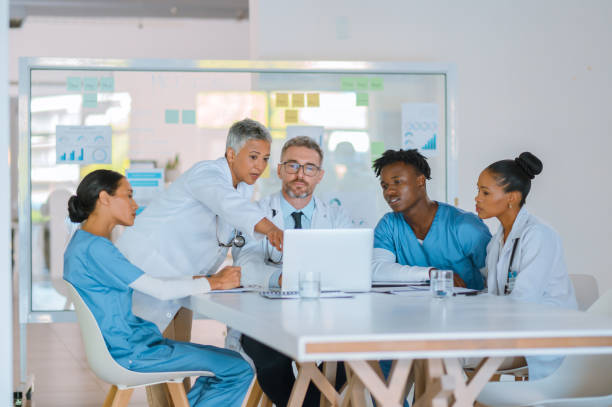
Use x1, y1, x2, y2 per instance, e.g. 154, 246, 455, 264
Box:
226, 118, 272, 153
281, 136, 324, 164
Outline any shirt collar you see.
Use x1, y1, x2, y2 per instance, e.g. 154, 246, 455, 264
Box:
280, 194, 315, 221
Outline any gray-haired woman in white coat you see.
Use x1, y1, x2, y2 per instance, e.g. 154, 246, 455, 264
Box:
475, 152, 577, 380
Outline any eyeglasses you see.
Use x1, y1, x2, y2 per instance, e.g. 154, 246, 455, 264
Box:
281, 161, 320, 177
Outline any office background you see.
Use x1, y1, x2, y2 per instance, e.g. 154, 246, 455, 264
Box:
2, 0, 612, 403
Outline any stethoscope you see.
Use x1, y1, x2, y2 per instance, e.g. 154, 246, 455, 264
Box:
504, 238, 520, 295
264, 208, 283, 265
215, 215, 245, 248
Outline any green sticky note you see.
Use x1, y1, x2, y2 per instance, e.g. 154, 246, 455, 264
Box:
83, 77, 98, 92
370, 77, 384, 91
371, 141, 385, 161
356, 77, 369, 91
82, 93, 98, 108
99, 77, 114, 92
165, 109, 179, 124
182, 110, 196, 124
356, 92, 369, 106
66, 77, 82, 92
341, 77, 355, 91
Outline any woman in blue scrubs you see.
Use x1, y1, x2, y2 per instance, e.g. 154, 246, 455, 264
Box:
63, 169, 253, 407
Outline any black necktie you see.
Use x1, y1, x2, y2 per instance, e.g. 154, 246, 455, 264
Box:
291, 211, 303, 229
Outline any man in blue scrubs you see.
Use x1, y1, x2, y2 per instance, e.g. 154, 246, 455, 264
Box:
372, 149, 491, 404
371, 148, 491, 290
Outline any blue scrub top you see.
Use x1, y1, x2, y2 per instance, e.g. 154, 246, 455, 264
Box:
64, 229, 171, 369
374, 202, 491, 290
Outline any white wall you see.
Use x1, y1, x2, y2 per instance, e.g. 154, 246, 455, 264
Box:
250, 0, 612, 292
2, 0, 14, 403
9, 16, 250, 82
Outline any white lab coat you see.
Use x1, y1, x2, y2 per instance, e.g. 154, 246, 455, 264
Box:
116, 157, 265, 331
225, 191, 354, 364
484, 206, 577, 380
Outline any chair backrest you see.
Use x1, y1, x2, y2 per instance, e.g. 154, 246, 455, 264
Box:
65, 281, 211, 388
569, 274, 599, 311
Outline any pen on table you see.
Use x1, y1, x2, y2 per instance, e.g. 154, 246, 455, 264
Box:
453, 291, 479, 296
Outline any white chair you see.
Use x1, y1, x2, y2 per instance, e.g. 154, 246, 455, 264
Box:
476, 290, 612, 406
66, 282, 214, 407
570, 273, 599, 311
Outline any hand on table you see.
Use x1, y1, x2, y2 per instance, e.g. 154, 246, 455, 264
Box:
205, 266, 241, 290
453, 273, 467, 288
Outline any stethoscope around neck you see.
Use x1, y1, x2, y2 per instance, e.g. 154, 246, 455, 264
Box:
215, 215, 245, 248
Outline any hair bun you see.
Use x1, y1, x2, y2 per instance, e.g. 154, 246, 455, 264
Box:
67, 195, 87, 223
514, 152, 543, 180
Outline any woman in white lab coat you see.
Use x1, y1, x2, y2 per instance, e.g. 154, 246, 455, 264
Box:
475, 151, 577, 380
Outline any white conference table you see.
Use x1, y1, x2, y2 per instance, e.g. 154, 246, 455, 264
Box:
191, 292, 612, 407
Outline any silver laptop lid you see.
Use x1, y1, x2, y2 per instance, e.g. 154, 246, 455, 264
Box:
282, 229, 373, 292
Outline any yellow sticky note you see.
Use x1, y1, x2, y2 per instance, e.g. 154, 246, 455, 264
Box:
291, 93, 305, 108
307, 93, 320, 107
261, 165, 270, 179
276, 93, 289, 107
285, 109, 298, 123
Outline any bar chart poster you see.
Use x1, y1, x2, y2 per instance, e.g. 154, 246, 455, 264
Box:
401, 103, 439, 158
56, 125, 112, 164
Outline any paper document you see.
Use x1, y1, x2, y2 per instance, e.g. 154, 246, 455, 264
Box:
260, 291, 354, 299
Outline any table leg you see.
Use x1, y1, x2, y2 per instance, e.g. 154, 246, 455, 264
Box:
321, 362, 338, 407
413, 359, 455, 407
443, 357, 504, 407
345, 359, 412, 407
287, 362, 342, 407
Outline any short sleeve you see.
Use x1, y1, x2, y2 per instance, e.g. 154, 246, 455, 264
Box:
456, 213, 491, 269
87, 238, 144, 289
374, 214, 396, 254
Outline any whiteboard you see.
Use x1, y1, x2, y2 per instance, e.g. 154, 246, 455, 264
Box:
18, 58, 457, 321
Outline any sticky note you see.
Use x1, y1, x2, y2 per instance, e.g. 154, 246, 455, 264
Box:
291, 93, 305, 108
285, 109, 298, 123
356, 77, 369, 91
370, 77, 384, 91
341, 77, 355, 91
83, 77, 98, 92
99, 77, 115, 92
276, 93, 289, 107
182, 110, 196, 124
356, 93, 369, 106
82, 93, 98, 108
307, 93, 320, 107
66, 77, 82, 92
371, 141, 385, 161
261, 165, 270, 179
165, 109, 179, 124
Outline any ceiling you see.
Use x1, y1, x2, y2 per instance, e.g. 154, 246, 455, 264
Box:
10, 0, 249, 26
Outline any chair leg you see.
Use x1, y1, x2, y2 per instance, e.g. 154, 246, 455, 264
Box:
110, 388, 134, 407
167, 382, 190, 407
102, 385, 118, 407
244, 377, 264, 407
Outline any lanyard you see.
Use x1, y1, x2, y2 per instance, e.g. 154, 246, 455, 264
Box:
504, 238, 520, 295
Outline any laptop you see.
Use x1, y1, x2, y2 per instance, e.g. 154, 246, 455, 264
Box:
281, 228, 373, 292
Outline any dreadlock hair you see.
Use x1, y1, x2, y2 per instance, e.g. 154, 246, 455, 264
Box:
372, 148, 432, 179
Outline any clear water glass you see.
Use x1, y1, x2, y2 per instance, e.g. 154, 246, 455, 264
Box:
299, 271, 321, 299
430, 269, 453, 299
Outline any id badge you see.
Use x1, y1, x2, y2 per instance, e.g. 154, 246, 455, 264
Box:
505, 270, 518, 295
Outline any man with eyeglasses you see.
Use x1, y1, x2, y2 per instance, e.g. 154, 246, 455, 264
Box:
227, 136, 353, 407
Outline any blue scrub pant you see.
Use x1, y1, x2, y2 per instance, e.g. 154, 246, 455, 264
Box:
378, 360, 410, 407
129, 339, 253, 407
